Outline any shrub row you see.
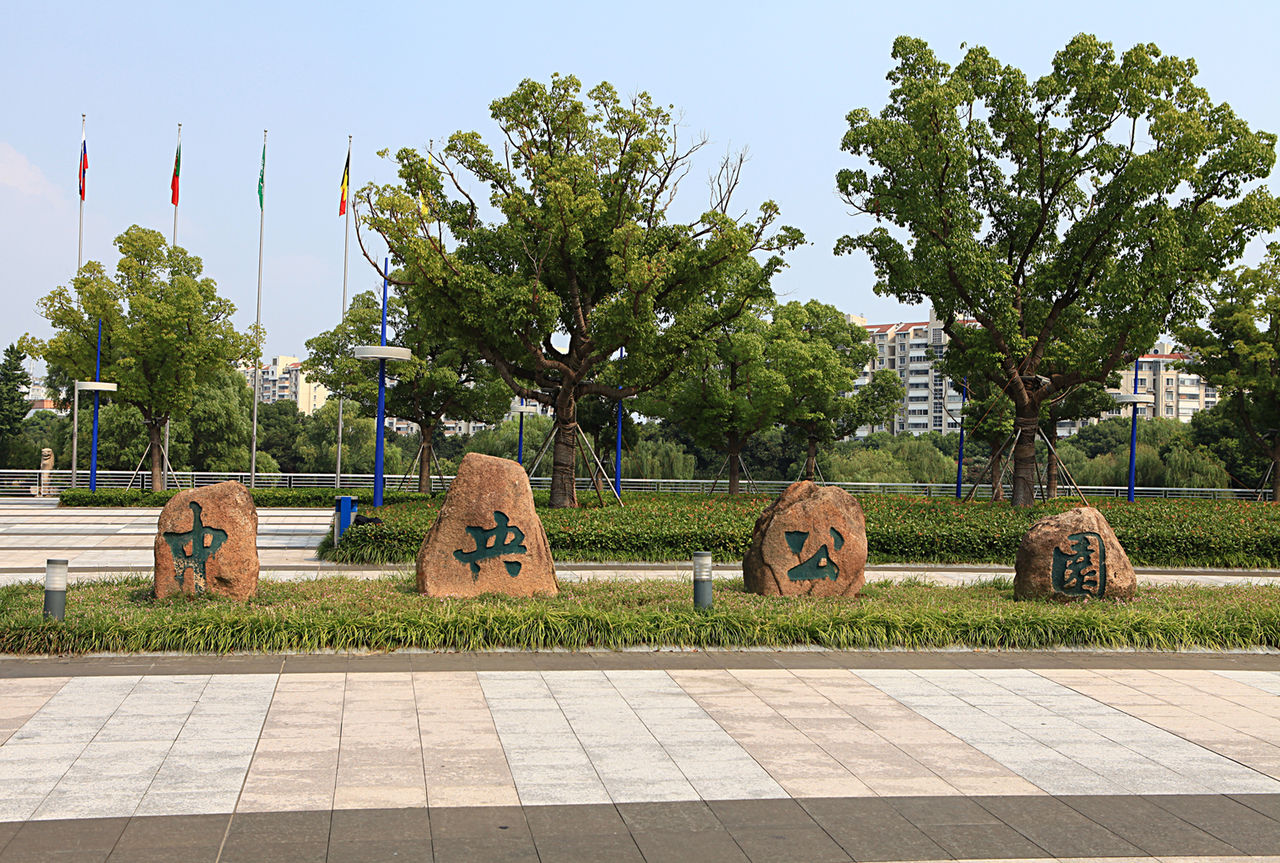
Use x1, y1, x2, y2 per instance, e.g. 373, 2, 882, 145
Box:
59, 487, 435, 508
323, 493, 1280, 569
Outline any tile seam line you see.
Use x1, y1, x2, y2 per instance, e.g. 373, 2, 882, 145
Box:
534, 670, 615, 803
1044, 669, 1280, 789
407, 666, 437, 862
214, 657, 285, 863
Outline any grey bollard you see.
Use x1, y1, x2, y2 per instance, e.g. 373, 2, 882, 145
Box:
693, 552, 713, 610
43, 559, 68, 621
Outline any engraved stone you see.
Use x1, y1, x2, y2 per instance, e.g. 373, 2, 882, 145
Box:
154, 481, 258, 600
744, 480, 868, 597
1015, 506, 1136, 601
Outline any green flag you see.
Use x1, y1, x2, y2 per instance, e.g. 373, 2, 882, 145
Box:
257, 141, 265, 209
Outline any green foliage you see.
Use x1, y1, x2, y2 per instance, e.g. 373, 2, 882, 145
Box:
361, 74, 802, 506
837, 35, 1280, 506
21, 227, 254, 490
1177, 246, 1280, 497
0, 345, 30, 466
324, 493, 1280, 569
827, 448, 912, 483
58, 487, 434, 508
5, 576, 1280, 654
1190, 402, 1271, 490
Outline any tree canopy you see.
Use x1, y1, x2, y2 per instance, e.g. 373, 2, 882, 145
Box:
836, 34, 1280, 505
359, 73, 802, 506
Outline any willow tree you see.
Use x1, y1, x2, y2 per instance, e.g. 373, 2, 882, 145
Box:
837, 35, 1279, 506
360, 74, 801, 507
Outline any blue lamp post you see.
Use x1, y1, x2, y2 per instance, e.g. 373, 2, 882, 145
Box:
955, 376, 967, 500
354, 258, 411, 508
1113, 357, 1153, 502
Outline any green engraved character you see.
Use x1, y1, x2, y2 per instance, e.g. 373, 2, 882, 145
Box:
1051, 531, 1107, 598
162, 501, 228, 593
785, 528, 843, 581
454, 511, 527, 581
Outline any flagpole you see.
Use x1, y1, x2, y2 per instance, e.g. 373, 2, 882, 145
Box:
165, 122, 180, 490
250, 130, 266, 489
335, 135, 351, 489
78, 115, 85, 272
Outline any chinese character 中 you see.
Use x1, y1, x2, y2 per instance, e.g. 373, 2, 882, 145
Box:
162, 501, 228, 593
453, 510, 527, 580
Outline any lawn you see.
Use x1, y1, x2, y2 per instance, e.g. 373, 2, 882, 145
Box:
3, 575, 1279, 654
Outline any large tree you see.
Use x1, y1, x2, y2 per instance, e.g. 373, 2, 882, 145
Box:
1177, 248, 1280, 499
837, 35, 1280, 506
772, 300, 904, 481
0, 345, 30, 468
23, 226, 253, 490
359, 74, 802, 506
304, 289, 512, 492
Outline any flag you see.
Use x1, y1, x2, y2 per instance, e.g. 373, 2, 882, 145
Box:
257, 141, 265, 209
339, 146, 350, 216
78, 132, 88, 201
170, 135, 182, 206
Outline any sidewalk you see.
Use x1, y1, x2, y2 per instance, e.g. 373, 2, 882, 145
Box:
3, 651, 1280, 861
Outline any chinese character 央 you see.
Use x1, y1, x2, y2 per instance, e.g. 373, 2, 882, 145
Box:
453, 510, 528, 580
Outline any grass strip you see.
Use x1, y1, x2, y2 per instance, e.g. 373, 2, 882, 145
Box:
2, 576, 1279, 654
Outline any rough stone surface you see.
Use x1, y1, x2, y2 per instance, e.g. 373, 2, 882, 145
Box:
417, 453, 557, 598
743, 480, 868, 597
154, 481, 259, 601
1015, 506, 1136, 602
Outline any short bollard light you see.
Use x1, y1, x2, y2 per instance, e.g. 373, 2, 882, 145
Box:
693, 552, 713, 610
43, 559, 68, 621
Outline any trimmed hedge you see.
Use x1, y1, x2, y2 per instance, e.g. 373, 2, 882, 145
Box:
59, 487, 436, 508
322, 493, 1280, 569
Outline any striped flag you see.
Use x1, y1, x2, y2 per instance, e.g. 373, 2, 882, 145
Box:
78, 131, 88, 201
170, 130, 182, 206
339, 145, 350, 216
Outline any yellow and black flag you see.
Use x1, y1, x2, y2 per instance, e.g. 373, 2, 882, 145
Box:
338, 145, 350, 216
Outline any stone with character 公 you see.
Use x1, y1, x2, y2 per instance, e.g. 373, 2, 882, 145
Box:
743, 480, 868, 597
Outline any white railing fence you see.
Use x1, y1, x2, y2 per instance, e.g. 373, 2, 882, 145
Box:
0, 469, 1271, 502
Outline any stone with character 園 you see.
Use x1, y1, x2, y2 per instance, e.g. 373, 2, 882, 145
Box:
1014, 506, 1136, 602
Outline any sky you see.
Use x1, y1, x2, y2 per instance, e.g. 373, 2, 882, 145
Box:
3, 0, 1279, 368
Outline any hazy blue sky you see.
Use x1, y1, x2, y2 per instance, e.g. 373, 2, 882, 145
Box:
4, 0, 1278, 364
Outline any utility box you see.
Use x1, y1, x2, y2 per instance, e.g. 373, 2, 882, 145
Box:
334, 495, 358, 545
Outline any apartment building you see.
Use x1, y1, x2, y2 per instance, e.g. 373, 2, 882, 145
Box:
242, 356, 331, 416
850, 310, 1218, 436
850, 309, 965, 436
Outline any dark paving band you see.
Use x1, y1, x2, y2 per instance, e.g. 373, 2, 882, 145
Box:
2, 795, 1279, 862
2, 649, 1279, 678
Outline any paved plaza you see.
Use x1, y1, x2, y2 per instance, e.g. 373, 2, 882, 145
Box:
3, 652, 1280, 861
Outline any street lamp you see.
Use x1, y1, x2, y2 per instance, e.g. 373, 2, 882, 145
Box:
353, 258, 411, 508
70, 380, 118, 490
1113, 390, 1155, 501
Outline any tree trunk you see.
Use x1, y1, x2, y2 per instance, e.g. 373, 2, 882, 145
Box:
417, 425, 435, 494
804, 435, 818, 481
1045, 422, 1059, 498
1272, 452, 1280, 502
549, 396, 578, 508
728, 447, 741, 496
1010, 413, 1039, 508
148, 422, 165, 492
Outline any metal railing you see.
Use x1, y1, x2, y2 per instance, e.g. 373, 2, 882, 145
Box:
0, 469, 1271, 501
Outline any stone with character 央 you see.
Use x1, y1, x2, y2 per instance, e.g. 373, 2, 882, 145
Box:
744, 480, 868, 597
153, 481, 259, 600
1014, 506, 1136, 602
416, 453, 557, 598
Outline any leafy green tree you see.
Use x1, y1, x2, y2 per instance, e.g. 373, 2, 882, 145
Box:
255, 399, 305, 474
623, 438, 695, 480
1177, 249, 1280, 499
1040, 382, 1117, 496
22, 227, 253, 491
837, 35, 1280, 506
773, 300, 903, 480
827, 448, 912, 483
639, 293, 787, 494
0, 345, 31, 467
305, 289, 513, 492
958, 383, 1015, 500
464, 415, 554, 477
186, 367, 253, 472
884, 436, 955, 483
1189, 402, 1270, 490
360, 74, 802, 506
11, 411, 70, 473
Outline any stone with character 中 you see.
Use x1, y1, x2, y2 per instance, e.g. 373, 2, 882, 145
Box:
416, 453, 557, 598
153, 481, 259, 601
1014, 506, 1136, 602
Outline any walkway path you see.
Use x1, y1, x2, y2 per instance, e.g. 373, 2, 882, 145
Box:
3, 651, 1280, 861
